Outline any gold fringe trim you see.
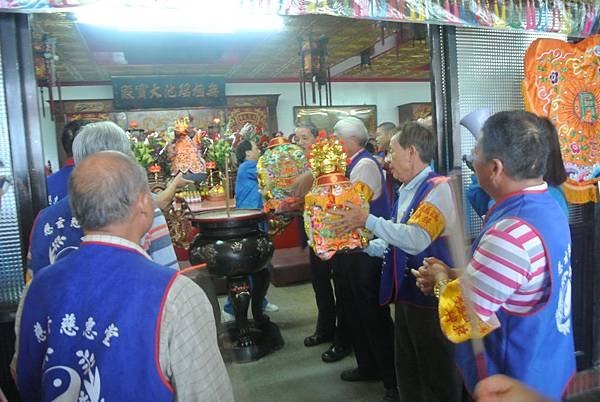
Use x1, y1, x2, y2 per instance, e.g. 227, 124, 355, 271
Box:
562, 182, 599, 204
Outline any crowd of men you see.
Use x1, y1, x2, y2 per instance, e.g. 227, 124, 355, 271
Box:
11, 111, 575, 402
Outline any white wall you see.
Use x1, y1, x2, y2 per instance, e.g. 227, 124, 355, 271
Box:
229, 81, 431, 135
38, 86, 114, 169
40, 81, 431, 168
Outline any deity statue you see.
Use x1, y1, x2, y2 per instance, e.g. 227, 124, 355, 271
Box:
170, 116, 206, 180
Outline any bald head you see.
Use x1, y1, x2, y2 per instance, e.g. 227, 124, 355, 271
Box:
69, 151, 149, 230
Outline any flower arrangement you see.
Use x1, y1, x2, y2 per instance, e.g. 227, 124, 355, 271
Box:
127, 128, 172, 174
207, 138, 233, 171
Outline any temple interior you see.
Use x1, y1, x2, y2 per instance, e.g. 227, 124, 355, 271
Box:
0, 3, 599, 402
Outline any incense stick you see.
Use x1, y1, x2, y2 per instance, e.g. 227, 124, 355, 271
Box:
224, 157, 231, 217
445, 172, 488, 381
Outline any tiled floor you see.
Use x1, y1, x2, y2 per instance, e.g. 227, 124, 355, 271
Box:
222, 282, 385, 402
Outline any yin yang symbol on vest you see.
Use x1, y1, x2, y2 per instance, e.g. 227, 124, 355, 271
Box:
43, 350, 103, 402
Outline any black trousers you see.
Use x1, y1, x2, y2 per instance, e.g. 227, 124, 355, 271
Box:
309, 249, 350, 348
394, 303, 464, 402
333, 252, 396, 390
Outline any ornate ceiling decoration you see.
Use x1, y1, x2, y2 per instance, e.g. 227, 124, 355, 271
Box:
31, 13, 430, 83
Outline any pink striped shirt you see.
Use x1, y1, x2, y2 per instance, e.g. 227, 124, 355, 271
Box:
466, 217, 550, 323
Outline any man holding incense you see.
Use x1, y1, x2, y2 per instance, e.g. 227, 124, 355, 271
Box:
413, 111, 576, 401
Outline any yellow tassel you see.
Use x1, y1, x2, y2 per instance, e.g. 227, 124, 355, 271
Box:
562, 182, 599, 204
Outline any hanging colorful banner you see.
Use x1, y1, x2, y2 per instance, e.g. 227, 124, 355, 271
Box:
2, 1, 599, 38
280, 0, 600, 38
523, 35, 600, 203
112, 76, 226, 110
0, 0, 84, 11
0, 0, 276, 13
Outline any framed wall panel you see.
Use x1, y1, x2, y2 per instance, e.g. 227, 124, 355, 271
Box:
293, 105, 377, 134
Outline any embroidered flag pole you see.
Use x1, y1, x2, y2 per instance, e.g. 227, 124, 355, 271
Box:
445, 173, 488, 381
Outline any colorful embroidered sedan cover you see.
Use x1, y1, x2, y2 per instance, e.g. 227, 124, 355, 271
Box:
257, 137, 309, 212
523, 35, 600, 203
303, 135, 372, 260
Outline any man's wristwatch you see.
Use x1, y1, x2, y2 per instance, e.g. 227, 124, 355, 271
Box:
433, 278, 451, 299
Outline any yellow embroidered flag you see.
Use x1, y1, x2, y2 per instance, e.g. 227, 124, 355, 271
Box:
522, 36, 600, 204
439, 279, 497, 343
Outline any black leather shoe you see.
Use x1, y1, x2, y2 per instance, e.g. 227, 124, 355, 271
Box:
321, 344, 351, 363
382, 388, 400, 402
340, 368, 379, 382
303, 333, 333, 347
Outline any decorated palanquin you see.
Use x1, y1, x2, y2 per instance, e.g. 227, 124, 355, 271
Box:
523, 35, 600, 203
170, 116, 206, 178
257, 137, 308, 211
303, 134, 373, 261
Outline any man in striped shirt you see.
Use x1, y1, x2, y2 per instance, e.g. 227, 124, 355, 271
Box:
414, 111, 575, 401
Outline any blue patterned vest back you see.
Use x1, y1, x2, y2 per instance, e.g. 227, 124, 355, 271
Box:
46, 164, 75, 205
455, 190, 575, 400
380, 172, 452, 306
18, 243, 176, 401
30, 196, 84, 275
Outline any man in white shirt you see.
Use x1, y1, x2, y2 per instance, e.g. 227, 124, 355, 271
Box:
332, 117, 398, 402
334, 122, 463, 402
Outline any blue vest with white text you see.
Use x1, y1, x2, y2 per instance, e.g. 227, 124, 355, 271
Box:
380, 172, 452, 306
46, 164, 74, 205
30, 196, 83, 275
455, 190, 575, 400
346, 149, 390, 219
18, 242, 176, 401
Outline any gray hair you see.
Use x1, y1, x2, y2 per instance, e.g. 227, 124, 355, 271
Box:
392, 121, 436, 163
73, 121, 132, 163
69, 151, 149, 229
333, 117, 369, 147
479, 111, 548, 180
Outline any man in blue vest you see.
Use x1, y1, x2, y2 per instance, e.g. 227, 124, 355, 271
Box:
413, 111, 576, 401
334, 122, 463, 402
331, 117, 398, 401
14, 151, 233, 401
27, 121, 225, 327
46, 120, 89, 205
29, 121, 181, 277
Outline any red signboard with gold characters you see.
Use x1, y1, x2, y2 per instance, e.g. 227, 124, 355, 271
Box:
523, 35, 600, 204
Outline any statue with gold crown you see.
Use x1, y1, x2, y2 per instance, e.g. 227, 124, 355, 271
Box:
304, 134, 373, 261
170, 116, 206, 181
257, 136, 309, 235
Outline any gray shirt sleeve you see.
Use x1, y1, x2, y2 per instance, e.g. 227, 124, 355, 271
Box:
159, 275, 234, 402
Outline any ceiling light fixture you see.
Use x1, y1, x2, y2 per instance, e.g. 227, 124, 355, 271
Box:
74, 1, 284, 33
